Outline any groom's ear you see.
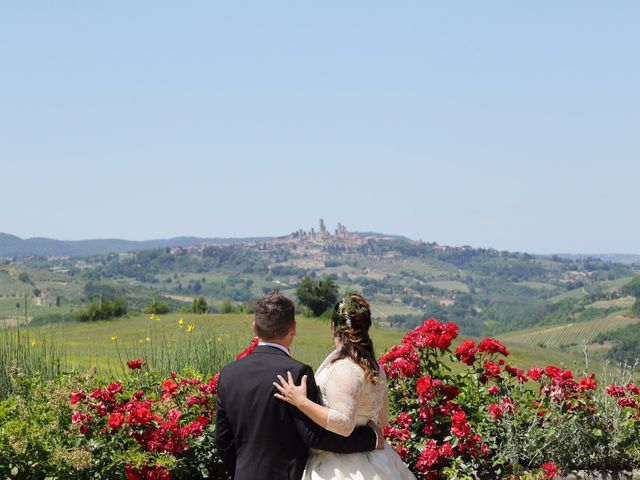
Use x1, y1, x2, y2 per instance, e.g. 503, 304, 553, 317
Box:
290, 321, 297, 338
252, 321, 258, 337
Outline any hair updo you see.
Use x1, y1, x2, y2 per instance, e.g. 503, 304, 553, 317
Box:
331, 294, 379, 383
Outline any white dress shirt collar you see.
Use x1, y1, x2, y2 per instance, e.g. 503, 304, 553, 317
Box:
258, 341, 291, 357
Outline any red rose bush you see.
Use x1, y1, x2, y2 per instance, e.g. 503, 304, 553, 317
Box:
69, 361, 226, 479
381, 318, 638, 479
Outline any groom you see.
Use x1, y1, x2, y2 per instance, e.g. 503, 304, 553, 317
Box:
215, 291, 381, 480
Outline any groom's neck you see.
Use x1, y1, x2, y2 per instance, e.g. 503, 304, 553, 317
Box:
259, 337, 292, 350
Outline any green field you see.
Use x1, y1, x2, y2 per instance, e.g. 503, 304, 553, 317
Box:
10, 310, 617, 380
19, 313, 407, 374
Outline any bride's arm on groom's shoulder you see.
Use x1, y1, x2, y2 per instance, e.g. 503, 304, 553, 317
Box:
280, 365, 377, 453
274, 361, 365, 437
275, 369, 330, 428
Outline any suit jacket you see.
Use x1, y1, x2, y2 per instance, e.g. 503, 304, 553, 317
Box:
215, 345, 377, 480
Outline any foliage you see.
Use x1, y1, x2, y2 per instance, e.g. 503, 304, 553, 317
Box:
147, 298, 171, 315
295, 276, 339, 317
190, 296, 208, 314
17, 272, 31, 283
75, 297, 128, 322
218, 299, 238, 314
84, 281, 124, 301
622, 275, 640, 298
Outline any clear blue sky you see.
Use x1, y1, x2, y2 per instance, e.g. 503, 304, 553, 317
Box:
1, 2, 638, 254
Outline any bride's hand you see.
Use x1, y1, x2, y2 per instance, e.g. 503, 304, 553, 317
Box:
273, 371, 307, 407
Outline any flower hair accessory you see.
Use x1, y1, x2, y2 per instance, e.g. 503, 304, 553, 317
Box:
332, 294, 370, 330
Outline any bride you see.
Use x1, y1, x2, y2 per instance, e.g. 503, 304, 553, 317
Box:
274, 294, 415, 480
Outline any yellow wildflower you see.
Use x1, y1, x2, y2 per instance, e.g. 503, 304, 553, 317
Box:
178, 318, 184, 328
216, 336, 222, 343
146, 337, 151, 342
186, 324, 194, 333
111, 333, 118, 341
30, 339, 37, 347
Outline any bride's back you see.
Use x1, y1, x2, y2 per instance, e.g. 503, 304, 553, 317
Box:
315, 354, 388, 435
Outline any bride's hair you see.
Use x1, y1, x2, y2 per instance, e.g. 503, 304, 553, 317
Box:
331, 294, 379, 383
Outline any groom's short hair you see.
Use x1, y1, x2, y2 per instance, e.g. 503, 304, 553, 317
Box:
255, 291, 295, 340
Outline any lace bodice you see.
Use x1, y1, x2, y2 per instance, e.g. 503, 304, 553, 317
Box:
314, 350, 389, 437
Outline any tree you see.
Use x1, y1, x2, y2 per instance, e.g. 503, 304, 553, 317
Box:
18, 272, 31, 283
191, 296, 208, 314
219, 299, 237, 314
295, 276, 339, 317
147, 298, 171, 314
623, 276, 640, 318
622, 276, 640, 298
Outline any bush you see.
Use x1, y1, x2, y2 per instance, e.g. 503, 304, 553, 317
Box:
219, 299, 238, 314
381, 318, 639, 478
190, 296, 208, 314
75, 297, 128, 322
147, 298, 171, 314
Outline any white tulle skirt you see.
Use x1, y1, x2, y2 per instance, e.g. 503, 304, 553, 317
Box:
303, 443, 416, 480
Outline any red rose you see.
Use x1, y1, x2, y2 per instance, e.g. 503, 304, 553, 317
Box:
162, 380, 178, 398
416, 375, 433, 397
483, 361, 501, 377
450, 410, 471, 438
108, 412, 124, 430
477, 338, 509, 356
395, 412, 412, 428
578, 373, 597, 391
69, 390, 86, 405
542, 461, 559, 478
454, 339, 477, 365
127, 358, 145, 370
528, 367, 543, 381
488, 403, 502, 419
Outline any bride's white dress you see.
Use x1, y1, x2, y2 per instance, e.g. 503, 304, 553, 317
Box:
303, 350, 416, 480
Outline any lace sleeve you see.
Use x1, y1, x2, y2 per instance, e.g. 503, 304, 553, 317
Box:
324, 360, 365, 437
377, 365, 389, 429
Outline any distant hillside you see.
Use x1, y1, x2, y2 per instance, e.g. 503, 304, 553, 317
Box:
0, 233, 274, 258
553, 253, 640, 265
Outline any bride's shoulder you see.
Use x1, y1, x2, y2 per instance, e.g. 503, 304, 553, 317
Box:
328, 357, 366, 380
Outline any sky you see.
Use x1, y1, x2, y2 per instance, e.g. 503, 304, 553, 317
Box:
0, 2, 638, 254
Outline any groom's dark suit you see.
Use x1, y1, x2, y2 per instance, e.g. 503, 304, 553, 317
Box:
215, 344, 376, 480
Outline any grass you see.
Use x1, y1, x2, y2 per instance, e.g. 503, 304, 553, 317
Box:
549, 277, 636, 303
17, 312, 407, 373
427, 280, 470, 293
587, 296, 636, 309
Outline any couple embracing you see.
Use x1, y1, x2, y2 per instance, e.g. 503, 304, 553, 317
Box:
215, 291, 415, 480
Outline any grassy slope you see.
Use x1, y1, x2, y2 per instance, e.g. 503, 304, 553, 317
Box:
18, 312, 613, 378
24, 313, 407, 372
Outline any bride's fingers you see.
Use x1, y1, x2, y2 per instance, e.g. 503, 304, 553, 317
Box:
273, 381, 286, 394
273, 392, 291, 403
287, 371, 294, 385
